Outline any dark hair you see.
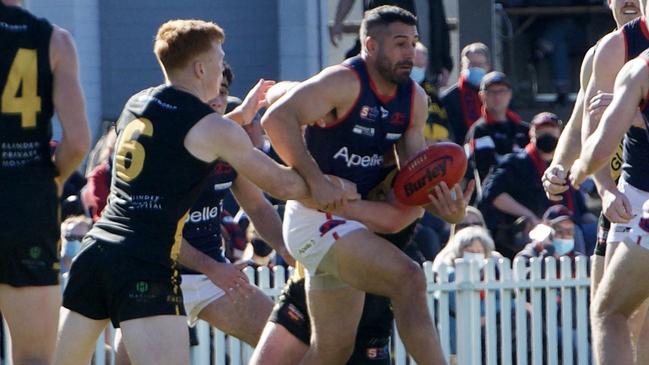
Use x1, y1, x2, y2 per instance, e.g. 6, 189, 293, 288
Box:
360, 5, 417, 41
251, 238, 273, 257
222, 61, 234, 88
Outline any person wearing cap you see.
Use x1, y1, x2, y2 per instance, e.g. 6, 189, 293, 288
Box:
464, 71, 528, 183
516, 204, 586, 262
441, 42, 492, 144
478, 112, 594, 258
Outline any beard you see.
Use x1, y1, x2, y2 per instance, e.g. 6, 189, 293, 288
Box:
375, 48, 413, 85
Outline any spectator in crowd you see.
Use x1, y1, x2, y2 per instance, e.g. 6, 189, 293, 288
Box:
418, 42, 452, 144
441, 42, 492, 144
59, 215, 92, 274
433, 226, 500, 272
479, 112, 594, 258
450, 205, 488, 236
516, 204, 586, 262
465, 72, 528, 183
82, 127, 116, 222
432, 226, 503, 359
238, 224, 275, 270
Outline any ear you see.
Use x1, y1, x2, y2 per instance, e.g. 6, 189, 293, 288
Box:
193, 61, 204, 79
478, 90, 486, 103
365, 36, 378, 55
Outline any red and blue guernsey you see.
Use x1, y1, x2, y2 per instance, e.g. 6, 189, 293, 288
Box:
620, 17, 649, 192
305, 56, 415, 198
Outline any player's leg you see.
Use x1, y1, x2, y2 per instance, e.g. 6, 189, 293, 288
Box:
592, 241, 649, 365
0, 285, 60, 365
331, 229, 444, 365
120, 315, 189, 365
250, 322, 310, 365
300, 283, 365, 364
196, 284, 273, 345
53, 308, 110, 365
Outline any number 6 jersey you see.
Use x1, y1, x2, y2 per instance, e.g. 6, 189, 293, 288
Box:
90, 85, 217, 266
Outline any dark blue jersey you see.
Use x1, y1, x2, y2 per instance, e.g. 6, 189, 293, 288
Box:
305, 56, 414, 198
181, 161, 237, 274
620, 17, 649, 191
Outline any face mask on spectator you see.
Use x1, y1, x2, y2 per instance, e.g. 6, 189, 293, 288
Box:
536, 134, 558, 153
410, 66, 426, 84
462, 252, 485, 264
463, 67, 486, 87
62, 239, 81, 258
552, 238, 574, 255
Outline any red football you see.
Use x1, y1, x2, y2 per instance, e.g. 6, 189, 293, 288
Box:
393, 142, 467, 206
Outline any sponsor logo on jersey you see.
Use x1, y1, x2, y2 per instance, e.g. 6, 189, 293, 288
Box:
213, 182, 232, 191
380, 106, 389, 119
333, 146, 383, 168
298, 240, 315, 255
360, 105, 379, 121
389, 112, 405, 126
386, 133, 402, 140
352, 125, 375, 137
186, 206, 219, 223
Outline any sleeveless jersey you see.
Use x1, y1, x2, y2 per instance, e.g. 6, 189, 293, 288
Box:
181, 161, 237, 274
89, 85, 217, 265
0, 4, 55, 180
621, 17, 649, 191
305, 56, 414, 198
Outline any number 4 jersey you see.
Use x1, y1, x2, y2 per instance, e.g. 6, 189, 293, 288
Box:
90, 85, 217, 266
0, 4, 55, 179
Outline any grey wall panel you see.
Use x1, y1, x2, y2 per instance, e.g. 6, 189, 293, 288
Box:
100, 0, 279, 120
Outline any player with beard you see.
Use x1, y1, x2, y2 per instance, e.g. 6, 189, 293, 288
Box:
262, 6, 466, 364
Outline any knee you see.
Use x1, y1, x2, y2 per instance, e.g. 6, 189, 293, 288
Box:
592, 296, 628, 325
394, 260, 427, 296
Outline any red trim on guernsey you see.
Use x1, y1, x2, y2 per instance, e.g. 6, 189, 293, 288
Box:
320, 65, 362, 129
639, 55, 649, 111
333, 232, 340, 240
407, 80, 416, 130
367, 68, 397, 104
623, 28, 629, 63
641, 17, 649, 43
326, 212, 333, 220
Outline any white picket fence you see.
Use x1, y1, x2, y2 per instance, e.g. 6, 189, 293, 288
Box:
1, 256, 592, 365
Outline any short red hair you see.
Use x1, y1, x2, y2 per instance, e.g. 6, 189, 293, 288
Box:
154, 19, 224, 72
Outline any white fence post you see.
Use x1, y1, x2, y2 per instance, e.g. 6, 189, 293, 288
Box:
575, 257, 590, 365
544, 257, 559, 365
514, 257, 529, 365
529, 258, 543, 365
483, 259, 498, 365
560, 257, 574, 365
499, 258, 513, 365
455, 259, 481, 365
2, 316, 11, 365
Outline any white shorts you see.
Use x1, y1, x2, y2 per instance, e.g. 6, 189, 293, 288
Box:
607, 177, 649, 243
181, 274, 225, 326
283, 200, 366, 276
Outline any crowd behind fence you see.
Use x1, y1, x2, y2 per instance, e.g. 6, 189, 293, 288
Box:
1, 256, 592, 365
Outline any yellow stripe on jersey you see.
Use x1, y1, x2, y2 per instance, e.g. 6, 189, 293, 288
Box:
170, 211, 189, 260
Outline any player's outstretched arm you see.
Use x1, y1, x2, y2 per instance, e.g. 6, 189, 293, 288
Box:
543, 46, 595, 201
185, 114, 310, 201
571, 59, 648, 188
230, 175, 295, 266
50, 26, 90, 184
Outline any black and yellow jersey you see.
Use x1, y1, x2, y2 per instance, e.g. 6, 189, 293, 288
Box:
0, 3, 55, 180
89, 85, 217, 265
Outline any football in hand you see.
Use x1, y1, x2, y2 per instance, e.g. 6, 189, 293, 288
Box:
393, 142, 467, 206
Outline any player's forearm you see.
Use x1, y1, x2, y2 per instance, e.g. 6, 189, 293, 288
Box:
552, 97, 583, 168
334, 0, 355, 25
177, 238, 219, 275
592, 166, 618, 198
337, 200, 423, 234
245, 202, 292, 261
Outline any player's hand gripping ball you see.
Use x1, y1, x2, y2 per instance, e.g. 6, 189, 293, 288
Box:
393, 142, 467, 206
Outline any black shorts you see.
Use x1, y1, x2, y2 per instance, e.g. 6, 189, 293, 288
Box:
0, 181, 60, 286
269, 277, 392, 364
62, 238, 184, 328
595, 213, 610, 257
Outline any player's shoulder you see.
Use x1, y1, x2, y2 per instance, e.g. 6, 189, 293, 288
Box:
595, 29, 626, 58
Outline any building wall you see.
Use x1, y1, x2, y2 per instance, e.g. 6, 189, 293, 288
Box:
99, 0, 280, 120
